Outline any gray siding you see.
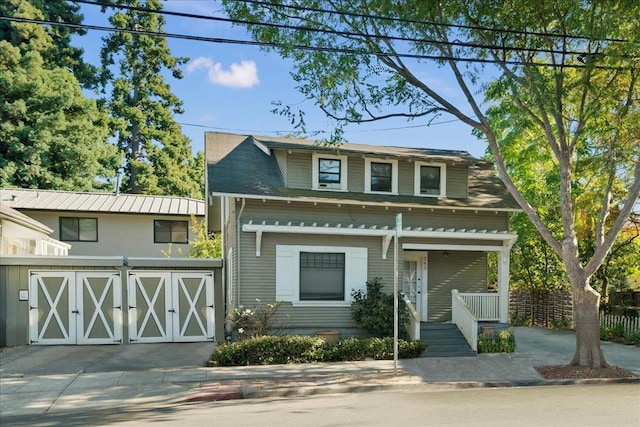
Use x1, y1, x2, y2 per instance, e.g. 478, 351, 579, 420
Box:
447, 166, 468, 199
398, 161, 414, 195
347, 157, 365, 193
273, 150, 288, 183
238, 231, 394, 334
286, 151, 312, 189
427, 251, 487, 322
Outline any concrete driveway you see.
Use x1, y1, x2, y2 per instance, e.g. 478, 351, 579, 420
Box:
0, 342, 216, 376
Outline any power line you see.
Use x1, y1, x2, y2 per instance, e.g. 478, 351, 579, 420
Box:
73, 0, 601, 58
1, 16, 630, 70
238, 0, 632, 44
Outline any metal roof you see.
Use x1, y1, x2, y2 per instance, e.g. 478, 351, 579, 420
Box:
0, 188, 205, 216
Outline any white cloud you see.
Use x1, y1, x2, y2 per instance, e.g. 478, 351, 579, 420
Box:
186, 57, 259, 89
186, 57, 214, 73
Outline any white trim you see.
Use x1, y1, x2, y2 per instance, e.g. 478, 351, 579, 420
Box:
312, 153, 348, 191
402, 243, 510, 252
414, 161, 447, 197
365, 158, 398, 194
209, 191, 523, 213
275, 245, 367, 305
252, 138, 271, 156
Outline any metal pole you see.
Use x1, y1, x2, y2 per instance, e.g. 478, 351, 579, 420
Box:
393, 213, 402, 374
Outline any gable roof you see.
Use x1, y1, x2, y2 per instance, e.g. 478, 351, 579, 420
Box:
0, 188, 205, 216
205, 132, 520, 211
0, 203, 52, 234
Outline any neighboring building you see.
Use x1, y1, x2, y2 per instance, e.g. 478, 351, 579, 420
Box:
0, 203, 70, 256
206, 132, 520, 343
0, 188, 205, 258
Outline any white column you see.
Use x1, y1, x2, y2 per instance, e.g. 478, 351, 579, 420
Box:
497, 241, 513, 323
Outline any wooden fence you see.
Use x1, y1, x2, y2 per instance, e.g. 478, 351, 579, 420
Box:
509, 290, 573, 327
599, 314, 640, 335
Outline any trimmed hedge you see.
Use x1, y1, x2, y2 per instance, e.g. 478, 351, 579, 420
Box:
211, 335, 426, 366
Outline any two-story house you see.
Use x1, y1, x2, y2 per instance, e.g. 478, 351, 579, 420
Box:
206, 132, 519, 349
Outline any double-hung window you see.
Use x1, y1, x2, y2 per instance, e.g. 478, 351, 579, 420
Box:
154, 220, 188, 244
276, 245, 367, 306
414, 162, 446, 197
312, 153, 348, 191
59, 217, 98, 242
365, 159, 398, 194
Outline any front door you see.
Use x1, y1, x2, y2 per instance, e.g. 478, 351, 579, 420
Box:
402, 252, 428, 322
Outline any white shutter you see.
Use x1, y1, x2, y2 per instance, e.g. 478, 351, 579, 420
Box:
275, 245, 297, 301
346, 247, 368, 302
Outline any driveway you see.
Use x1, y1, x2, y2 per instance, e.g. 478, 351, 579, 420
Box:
0, 342, 216, 376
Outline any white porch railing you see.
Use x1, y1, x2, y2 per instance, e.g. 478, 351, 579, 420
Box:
459, 293, 500, 321
451, 289, 478, 351
401, 293, 421, 340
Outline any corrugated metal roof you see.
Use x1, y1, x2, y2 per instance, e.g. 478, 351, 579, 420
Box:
0, 188, 205, 216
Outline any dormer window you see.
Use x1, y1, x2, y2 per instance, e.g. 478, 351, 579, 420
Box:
312, 153, 348, 191
414, 162, 446, 197
365, 158, 398, 194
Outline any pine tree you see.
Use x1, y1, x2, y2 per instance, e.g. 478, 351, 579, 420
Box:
99, 0, 203, 197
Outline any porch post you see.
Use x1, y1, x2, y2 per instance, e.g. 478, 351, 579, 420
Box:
497, 240, 514, 323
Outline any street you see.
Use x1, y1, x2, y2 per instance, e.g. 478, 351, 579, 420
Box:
2, 383, 638, 426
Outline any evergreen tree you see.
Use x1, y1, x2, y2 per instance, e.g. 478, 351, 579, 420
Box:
0, 0, 120, 190
99, 0, 203, 197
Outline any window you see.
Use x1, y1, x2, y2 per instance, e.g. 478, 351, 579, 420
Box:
414, 162, 446, 197
60, 217, 98, 242
365, 159, 398, 193
154, 220, 188, 244
300, 252, 345, 300
312, 153, 348, 191
276, 245, 367, 306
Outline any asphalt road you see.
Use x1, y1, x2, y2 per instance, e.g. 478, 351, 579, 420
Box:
3, 383, 639, 427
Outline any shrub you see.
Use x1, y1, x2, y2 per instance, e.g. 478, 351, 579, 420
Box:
351, 278, 410, 338
600, 323, 640, 345
477, 329, 516, 353
227, 299, 284, 340
211, 335, 426, 366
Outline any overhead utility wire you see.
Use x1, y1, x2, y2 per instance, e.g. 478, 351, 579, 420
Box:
239, 0, 632, 44
0, 16, 629, 70
74, 0, 595, 58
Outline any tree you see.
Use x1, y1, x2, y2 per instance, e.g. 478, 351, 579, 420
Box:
0, 0, 120, 190
189, 215, 222, 259
1, 0, 98, 88
99, 0, 203, 197
222, 0, 640, 367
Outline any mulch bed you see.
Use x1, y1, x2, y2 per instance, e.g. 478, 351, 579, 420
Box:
535, 365, 637, 380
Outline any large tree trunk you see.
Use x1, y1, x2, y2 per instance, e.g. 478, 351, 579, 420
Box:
570, 281, 608, 368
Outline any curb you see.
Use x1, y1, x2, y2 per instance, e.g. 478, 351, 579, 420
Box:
181, 376, 640, 402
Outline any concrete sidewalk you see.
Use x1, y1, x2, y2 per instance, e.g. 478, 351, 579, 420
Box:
1, 327, 638, 418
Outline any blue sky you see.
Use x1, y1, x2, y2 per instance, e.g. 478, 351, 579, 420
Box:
75, 1, 489, 158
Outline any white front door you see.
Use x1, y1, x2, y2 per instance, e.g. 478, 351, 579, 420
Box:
403, 252, 428, 322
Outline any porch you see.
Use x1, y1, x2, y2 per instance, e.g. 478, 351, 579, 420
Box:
404, 291, 508, 355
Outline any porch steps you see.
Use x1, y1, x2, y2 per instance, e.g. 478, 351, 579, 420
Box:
420, 323, 477, 357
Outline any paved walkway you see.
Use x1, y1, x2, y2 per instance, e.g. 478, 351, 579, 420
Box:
1, 327, 638, 418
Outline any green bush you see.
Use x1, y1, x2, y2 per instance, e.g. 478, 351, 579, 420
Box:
351, 278, 410, 338
600, 323, 640, 345
477, 329, 516, 353
211, 335, 426, 366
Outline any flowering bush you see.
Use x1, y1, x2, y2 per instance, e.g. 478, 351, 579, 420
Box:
227, 299, 284, 340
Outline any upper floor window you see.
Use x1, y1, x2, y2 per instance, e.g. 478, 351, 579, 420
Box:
60, 217, 98, 242
414, 162, 446, 197
365, 159, 398, 194
154, 220, 188, 244
312, 153, 348, 191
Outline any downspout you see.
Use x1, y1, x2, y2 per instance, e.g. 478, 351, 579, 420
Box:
236, 198, 246, 307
